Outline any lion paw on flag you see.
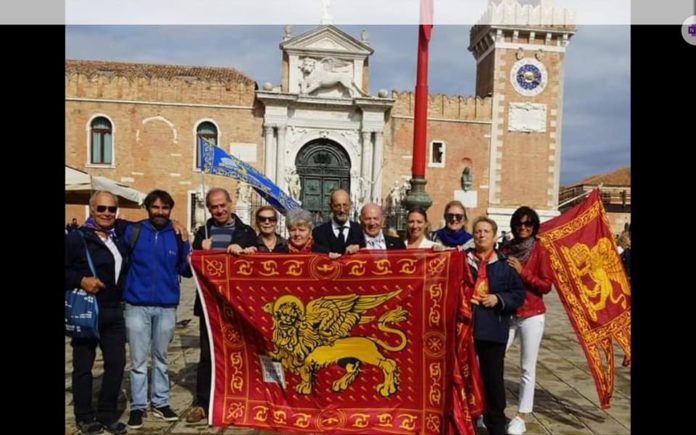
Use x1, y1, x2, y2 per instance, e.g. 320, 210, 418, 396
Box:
191, 250, 479, 434
538, 188, 631, 409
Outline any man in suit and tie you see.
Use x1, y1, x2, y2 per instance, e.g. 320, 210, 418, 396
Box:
312, 188, 364, 254
350, 202, 406, 251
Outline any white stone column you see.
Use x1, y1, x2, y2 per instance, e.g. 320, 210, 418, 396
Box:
263, 126, 276, 183
275, 125, 287, 190
371, 131, 384, 201
360, 131, 373, 201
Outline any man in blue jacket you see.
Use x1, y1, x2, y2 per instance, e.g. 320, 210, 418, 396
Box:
122, 190, 192, 430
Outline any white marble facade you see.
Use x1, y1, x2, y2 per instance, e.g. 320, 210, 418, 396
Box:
257, 25, 393, 208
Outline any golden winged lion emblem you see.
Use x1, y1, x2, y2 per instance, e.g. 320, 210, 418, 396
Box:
262, 289, 408, 397
561, 237, 630, 321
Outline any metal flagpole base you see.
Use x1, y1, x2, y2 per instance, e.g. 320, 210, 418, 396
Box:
402, 176, 432, 212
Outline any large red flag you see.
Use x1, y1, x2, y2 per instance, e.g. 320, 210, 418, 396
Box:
191, 250, 476, 433
538, 189, 631, 408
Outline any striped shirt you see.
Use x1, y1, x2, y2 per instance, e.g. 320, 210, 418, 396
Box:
210, 221, 236, 249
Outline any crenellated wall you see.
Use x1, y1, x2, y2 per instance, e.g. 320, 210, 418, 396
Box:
390, 91, 492, 122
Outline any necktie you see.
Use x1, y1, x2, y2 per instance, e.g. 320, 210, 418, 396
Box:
338, 226, 347, 242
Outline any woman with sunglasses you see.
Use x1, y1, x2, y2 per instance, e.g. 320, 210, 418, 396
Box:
432, 200, 473, 249
250, 206, 287, 253
499, 206, 554, 435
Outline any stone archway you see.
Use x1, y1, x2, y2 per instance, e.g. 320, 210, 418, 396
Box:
295, 139, 351, 223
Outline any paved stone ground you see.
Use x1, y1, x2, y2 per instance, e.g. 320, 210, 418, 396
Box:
65, 278, 630, 434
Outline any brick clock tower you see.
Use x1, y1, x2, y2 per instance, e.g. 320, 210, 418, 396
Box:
469, 0, 576, 230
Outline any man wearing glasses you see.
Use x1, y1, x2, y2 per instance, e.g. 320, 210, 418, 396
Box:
65, 191, 128, 435
312, 188, 364, 254
187, 187, 256, 424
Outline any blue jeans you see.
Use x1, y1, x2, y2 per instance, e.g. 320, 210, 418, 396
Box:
124, 304, 177, 410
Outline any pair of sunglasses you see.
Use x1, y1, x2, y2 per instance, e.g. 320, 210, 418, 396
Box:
96, 205, 118, 213
445, 213, 464, 222
517, 221, 534, 228
257, 216, 277, 223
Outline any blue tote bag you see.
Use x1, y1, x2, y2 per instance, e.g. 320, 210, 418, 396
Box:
65, 231, 100, 339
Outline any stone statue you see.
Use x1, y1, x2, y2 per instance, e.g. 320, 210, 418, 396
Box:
194, 192, 206, 230
358, 176, 372, 205
321, 0, 333, 24
388, 181, 401, 210
461, 167, 472, 192
286, 169, 301, 200
236, 183, 252, 204
299, 57, 369, 97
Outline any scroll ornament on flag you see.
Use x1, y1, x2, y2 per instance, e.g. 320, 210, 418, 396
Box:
538, 189, 630, 409
191, 250, 474, 434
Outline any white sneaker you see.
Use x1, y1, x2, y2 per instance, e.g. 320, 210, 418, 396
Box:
507, 416, 526, 435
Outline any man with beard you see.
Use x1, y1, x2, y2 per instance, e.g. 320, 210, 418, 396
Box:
312, 188, 364, 254
122, 190, 192, 429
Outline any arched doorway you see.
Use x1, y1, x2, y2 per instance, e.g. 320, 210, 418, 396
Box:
295, 140, 351, 223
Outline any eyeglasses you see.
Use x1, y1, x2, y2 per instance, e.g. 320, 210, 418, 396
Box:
517, 221, 534, 228
95, 205, 118, 213
445, 213, 464, 222
257, 216, 277, 223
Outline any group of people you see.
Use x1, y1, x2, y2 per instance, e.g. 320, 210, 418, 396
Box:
66, 185, 558, 435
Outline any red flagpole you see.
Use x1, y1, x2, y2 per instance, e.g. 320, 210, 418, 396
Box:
412, 0, 433, 178
403, 0, 434, 211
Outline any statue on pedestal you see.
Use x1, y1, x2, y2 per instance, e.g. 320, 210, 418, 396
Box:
285, 168, 302, 201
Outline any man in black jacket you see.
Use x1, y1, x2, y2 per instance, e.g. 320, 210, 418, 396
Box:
65, 191, 128, 435
187, 187, 256, 423
352, 202, 405, 251
312, 188, 364, 254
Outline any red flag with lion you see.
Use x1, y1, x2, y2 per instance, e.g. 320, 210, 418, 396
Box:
538, 189, 631, 408
191, 249, 478, 433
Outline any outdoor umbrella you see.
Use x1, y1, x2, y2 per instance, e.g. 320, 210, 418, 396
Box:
65, 165, 146, 208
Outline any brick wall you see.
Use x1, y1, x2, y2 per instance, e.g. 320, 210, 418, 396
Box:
65, 65, 263, 226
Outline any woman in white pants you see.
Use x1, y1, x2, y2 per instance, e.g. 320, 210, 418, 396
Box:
500, 207, 554, 435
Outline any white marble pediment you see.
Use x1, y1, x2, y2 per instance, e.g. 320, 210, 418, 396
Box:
306, 37, 347, 51
282, 26, 372, 56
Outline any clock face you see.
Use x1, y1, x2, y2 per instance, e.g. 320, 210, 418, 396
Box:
510, 58, 548, 97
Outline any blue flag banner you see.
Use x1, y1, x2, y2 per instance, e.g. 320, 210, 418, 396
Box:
200, 138, 302, 214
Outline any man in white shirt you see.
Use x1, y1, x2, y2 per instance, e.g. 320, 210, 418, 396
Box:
348, 203, 405, 252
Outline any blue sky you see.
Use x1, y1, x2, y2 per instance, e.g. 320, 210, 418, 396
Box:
65, 24, 630, 185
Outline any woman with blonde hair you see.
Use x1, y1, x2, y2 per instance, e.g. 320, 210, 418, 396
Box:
249, 206, 287, 253
432, 200, 472, 248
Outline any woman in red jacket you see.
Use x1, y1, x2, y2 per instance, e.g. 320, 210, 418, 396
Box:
499, 207, 554, 435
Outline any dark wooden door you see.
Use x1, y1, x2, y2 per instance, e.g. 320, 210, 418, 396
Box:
295, 140, 351, 223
